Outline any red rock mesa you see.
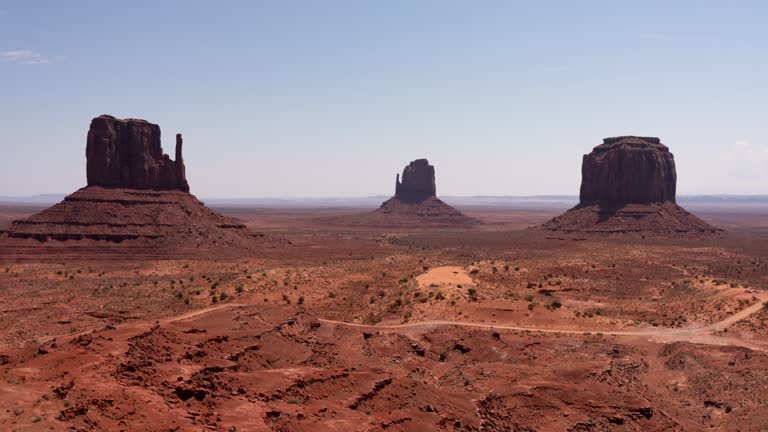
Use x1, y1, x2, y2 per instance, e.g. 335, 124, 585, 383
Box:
541, 136, 720, 237
86, 115, 190, 192
374, 159, 479, 225
0, 115, 279, 258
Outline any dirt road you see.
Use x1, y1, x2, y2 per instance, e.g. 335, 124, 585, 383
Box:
320, 297, 768, 351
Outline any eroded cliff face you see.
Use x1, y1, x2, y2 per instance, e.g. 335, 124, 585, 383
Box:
579, 136, 676, 205
86, 115, 189, 192
395, 159, 436, 203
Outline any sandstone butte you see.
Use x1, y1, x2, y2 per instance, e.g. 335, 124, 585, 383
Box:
374, 159, 479, 225
0, 115, 280, 259
540, 136, 720, 237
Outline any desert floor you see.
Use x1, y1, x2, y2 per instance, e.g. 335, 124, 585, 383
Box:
1, 204, 768, 431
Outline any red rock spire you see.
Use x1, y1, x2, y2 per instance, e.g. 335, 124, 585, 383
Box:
86, 115, 190, 192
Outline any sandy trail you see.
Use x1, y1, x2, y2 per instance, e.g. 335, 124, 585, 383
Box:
33, 296, 768, 352
320, 296, 768, 351
34, 302, 250, 345
161, 302, 249, 323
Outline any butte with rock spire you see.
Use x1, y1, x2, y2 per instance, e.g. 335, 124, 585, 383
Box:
0, 115, 279, 259
372, 159, 479, 225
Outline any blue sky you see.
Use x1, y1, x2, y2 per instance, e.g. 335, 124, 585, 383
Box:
1, 1, 767, 197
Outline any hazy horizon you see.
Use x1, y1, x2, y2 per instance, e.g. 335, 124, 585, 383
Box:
3, 1, 768, 197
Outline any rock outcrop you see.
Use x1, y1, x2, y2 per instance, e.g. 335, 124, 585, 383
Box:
395, 159, 436, 203
540, 136, 719, 237
0, 115, 280, 258
367, 159, 478, 226
86, 115, 189, 192
579, 136, 676, 205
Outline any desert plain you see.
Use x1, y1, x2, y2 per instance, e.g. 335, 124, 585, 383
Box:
1, 202, 768, 431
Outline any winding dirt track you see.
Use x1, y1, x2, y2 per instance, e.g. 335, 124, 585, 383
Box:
34, 303, 251, 346
35, 297, 768, 353
319, 296, 768, 352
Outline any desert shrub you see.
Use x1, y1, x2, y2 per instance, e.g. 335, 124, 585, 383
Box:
467, 288, 478, 301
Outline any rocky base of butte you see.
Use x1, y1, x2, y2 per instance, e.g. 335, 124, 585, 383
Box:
540, 136, 720, 237
0, 187, 273, 257
541, 202, 719, 237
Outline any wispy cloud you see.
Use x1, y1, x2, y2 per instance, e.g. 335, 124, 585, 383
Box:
0, 50, 51, 64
